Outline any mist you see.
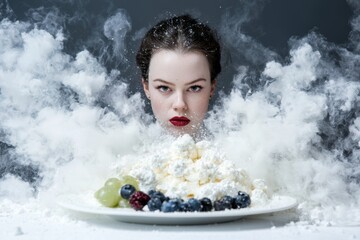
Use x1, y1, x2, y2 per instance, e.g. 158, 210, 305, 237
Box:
0, 0, 359, 225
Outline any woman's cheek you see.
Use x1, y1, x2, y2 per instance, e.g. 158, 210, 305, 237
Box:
150, 98, 167, 120
192, 99, 209, 120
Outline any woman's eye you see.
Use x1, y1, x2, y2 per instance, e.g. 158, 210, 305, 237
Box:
156, 85, 171, 92
189, 85, 203, 92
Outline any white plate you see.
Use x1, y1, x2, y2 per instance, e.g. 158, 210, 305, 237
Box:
57, 193, 297, 225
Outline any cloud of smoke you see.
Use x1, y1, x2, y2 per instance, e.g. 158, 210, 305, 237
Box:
0, 0, 359, 225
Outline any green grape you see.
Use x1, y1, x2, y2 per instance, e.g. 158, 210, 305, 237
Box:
94, 186, 120, 208
104, 178, 122, 190
119, 175, 139, 190
94, 175, 140, 208
94, 188, 100, 199
118, 198, 130, 208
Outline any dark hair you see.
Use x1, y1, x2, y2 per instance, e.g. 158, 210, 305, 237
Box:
136, 14, 221, 82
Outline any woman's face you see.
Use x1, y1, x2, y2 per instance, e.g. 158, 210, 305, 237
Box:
143, 50, 216, 136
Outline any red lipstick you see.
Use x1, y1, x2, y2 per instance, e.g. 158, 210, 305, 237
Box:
169, 116, 190, 127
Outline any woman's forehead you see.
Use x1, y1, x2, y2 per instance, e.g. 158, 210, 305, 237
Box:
148, 50, 211, 81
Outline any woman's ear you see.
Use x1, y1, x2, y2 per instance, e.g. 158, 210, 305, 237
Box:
142, 79, 150, 99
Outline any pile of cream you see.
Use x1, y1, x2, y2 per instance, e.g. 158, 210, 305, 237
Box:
119, 134, 270, 206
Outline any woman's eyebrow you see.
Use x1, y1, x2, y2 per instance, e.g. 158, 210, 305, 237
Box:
186, 78, 206, 85
153, 78, 206, 85
153, 79, 175, 86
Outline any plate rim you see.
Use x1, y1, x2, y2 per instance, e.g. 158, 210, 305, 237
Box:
57, 194, 298, 220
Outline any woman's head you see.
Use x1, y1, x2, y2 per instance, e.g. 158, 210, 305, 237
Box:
136, 14, 221, 82
136, 14, 221, 137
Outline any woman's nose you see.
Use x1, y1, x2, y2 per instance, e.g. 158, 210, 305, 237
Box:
172, 91, 187, 112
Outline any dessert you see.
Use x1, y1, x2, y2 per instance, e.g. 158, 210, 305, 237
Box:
95, 134, 270, 212
126, 134, 269, 203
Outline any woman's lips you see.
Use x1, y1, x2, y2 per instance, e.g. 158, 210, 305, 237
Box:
169, 116, 190, 127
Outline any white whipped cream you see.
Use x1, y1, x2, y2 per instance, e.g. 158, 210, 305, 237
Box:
125, 134, 270, 204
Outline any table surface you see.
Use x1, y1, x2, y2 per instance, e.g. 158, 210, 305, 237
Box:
1, 208, 359, 240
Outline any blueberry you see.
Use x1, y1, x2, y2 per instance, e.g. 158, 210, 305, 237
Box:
120, 184, 136, 199
213, 197, 233, 211
187, 198, 201, 212
179, 202, 191, 212
222, 195, 236, 209
173, 198, 183, 205
200, 197, 213, 212
148, 190, 167, 202
148, 189, 156, 196
213, 200, 226, 211
147, 197, 162, 211
161, 199, 181, 212
217, 196, 232, 210
235, 191, 251, 208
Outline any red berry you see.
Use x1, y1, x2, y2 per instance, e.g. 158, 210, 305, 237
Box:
129, 191, 150, 210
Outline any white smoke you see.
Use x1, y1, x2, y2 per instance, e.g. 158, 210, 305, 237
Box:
206, 3, 360, 223
0, 17, 149, 200
219, 0, 278, 66
0, 1, 359, 227
103, 9, 131, 61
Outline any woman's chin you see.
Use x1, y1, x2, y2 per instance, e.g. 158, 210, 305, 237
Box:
165, 124, 199, 137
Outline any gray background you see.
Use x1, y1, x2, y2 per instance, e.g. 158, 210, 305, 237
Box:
0, 0, 357, 188
3, 0, 353, 95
